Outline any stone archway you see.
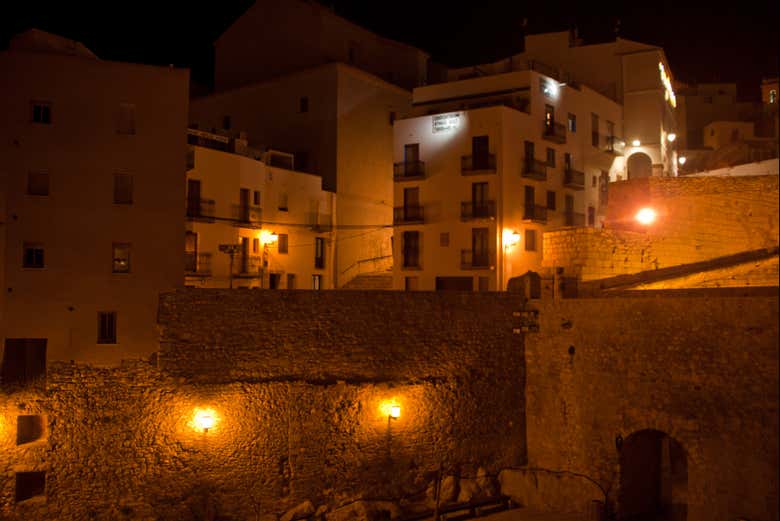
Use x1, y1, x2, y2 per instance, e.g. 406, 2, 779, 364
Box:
627, 152, 653, 179
618, 429, 688, 521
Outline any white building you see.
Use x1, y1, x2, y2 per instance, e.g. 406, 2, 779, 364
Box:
185, 129, 335, 290
392, 69, 623, 291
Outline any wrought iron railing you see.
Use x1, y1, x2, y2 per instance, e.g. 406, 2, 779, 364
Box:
394, 205, 425, 224
186, 198, 215, 221
523, 204, 548, 223
231, 204, 262, 227
564, 169, 585, 190
522, 159, 547, 180
460, 249, 495, 270
393, 161, 425, 180
184, 252, 212, 275
543, 121, 567, 143
461, 154, 497, 174
460, 200, 496, 220
565, 212, 586, 227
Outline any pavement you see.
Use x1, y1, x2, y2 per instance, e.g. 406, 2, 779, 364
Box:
475, 507, 588, 521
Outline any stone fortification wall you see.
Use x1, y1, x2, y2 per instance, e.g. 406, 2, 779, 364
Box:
544, 175, 779, 281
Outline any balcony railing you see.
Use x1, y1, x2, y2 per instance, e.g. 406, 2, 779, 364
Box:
460, 200, 496, 220
603, 136, 625, 155
522, 159, 547, 181
394, 205, 425, 224
460, 249, 495, 270
231, 204, 262, 228
564, 169, 585, 190
523, 204, 548, 223
393, 160, 425, 180
564, 212, 586, 227
184, 252, 212, 276
461, 154, 497, 174
186, 198, 215, 221
543, 121, 567, 144
234, 255, 263, 277
307, 213, 334, 232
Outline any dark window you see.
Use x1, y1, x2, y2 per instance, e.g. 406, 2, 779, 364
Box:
17, 415, 45, 445
592, 175, 598, 188
403, 231, 420, 268
1, 339, 46, 386
314, 237, 325, 269
117, 103, 135, 135
27, 172, 49, 196
222, 115, 231, 130
15, 472, 45, 502
472, 135, 490, 168
524, 140, 535, 161
440, 232, 450, 247
252, 238, 259, 254
591, 113, 600, 147
588, 206, 596, 226
478, 277, 489, 292
31, 102, 51, 124
23, 243, 44, 268
389, 111, 396, 125
546, 147, 555, 167
287, 273, 296, 289
312, 274, 322, 290
97, 312, 117, 344
278, 193, 288, 211
404, 143, 420, 163
564, 153, 572, 171
113, 173, 133, 204
269, 273, 281, 289
278, 234, 289, 254
253, 190, 261, 206
404, 276, 419, 291
299, 97, 309, 113
568, 113, 576, 132
112, 243, 130, 273
525, 229, 537, 251
547, 190, 556, 211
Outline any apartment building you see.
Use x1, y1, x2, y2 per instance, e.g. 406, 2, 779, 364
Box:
185, 129, 335, 289
392, 69, 622, 291
190, 63, 408, 287
0, 30, 189, 366
447, 30, 679, 180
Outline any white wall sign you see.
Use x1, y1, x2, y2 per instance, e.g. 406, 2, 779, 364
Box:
432, 113, 461, 133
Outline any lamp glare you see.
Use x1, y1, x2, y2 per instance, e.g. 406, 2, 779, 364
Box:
635, 207, 657, 226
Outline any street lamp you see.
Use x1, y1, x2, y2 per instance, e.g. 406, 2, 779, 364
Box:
259, 231, 278, 288
218, 243, 242, 289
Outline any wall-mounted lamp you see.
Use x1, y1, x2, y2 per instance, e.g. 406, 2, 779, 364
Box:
260, 230, 279, 245
503, 230, 521, 247
678, 156, 687, 165
667, 133, 677, 143
631, 139, 641, 147
635, 207, 657, 226
389, 405, 401, 420
193, 409, 217, 433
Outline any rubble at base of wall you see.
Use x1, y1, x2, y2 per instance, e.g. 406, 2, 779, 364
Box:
498, 468, 605, 515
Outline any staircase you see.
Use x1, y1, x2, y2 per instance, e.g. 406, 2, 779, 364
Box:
341, 272, 393, 290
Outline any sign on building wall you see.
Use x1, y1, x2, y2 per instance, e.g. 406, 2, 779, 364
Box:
433, 113, 461, 133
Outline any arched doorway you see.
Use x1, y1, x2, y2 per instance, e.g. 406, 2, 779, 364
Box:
627, 152, 653, 179
618, 429, 687, 520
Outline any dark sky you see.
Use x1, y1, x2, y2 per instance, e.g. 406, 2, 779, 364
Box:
2, 1, 777, 100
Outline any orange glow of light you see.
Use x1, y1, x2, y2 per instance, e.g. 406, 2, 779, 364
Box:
191, 408, 218, 433
631, 139, 641, 147
260, 230, 278, 245
379, 400, 401, 419
635, 207, 657, 226
503, 229, 521, 247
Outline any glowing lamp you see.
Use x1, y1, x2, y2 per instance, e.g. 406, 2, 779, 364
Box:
631, 139, 641, 147
194, 409, 216, 433
678, 156, 687, 165
390, 405, 401, 419
260, 230, 278, 245
503, 229, 521, 246
667, 133, 677, 143
635, 207, 657, 226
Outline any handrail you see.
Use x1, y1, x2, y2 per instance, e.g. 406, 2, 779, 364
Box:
340, 254, 393, 276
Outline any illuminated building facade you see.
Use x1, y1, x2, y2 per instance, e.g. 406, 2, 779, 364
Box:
185, 129, 335, 289
0, 30, 189, 364
392, 69, 622, 291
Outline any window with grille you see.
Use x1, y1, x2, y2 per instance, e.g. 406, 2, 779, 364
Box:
112, 243, 130, 273
97, 312, 117, 344
23, 243, 44, 268
31, 102, 51, 124
314, 237, 325, 269
278, 234, 289, 254
525, 229, 537, 251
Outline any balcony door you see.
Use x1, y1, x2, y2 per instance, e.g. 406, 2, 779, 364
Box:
185, 231, 198, 272
472, 182, 488, 217
564, 153, 572, 171
404, 187, 419, 221
187, 179, 201, 217
545, 104, 555, 128
240, 237, 249, 274
524, 185, 535, 208
404, 143, 419, 163
472, 227, 489, 266
524, 140, 535, 166
472, 135, 489, 169
239, 188, 250, 221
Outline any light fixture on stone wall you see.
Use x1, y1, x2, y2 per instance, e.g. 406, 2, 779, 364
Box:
193, 408, 217, 433
380, 400, 401, 420
667, 133, 676, 143
635, 207, 657, 226
389, 405, 401, 420
631, 139, 641, 147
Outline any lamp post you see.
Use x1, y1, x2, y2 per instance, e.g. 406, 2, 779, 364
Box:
259, 231, 278, 289
218, 243, 242, 289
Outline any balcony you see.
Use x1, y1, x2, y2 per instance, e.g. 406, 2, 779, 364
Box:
394, 205, 425, 224
231, 204, 263, 228
564, 212, 585, 227
563, 168, 585, 190
393, 160, 425, 181
184, 252, 212, 276
603, 136, 625, 155
522, 159, 547, 181
186, 198, 215, 221
523, 204, 548, 224
543, 121, 567, 144
460, 200, 496, 221
460, 249, 495, 270
307, 213, 334, 232
234, 255, 263, 278
461, 154, 496, 175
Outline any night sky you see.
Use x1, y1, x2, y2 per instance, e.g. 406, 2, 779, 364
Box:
2, 1, 777, 101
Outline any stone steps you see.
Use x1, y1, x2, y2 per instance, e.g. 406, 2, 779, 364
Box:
341, 272, 393, 290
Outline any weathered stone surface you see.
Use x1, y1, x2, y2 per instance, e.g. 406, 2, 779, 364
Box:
281, 500, 315, 521
499, 468, 603, 514
327, 500, 401, 521
456, 478, 479, 503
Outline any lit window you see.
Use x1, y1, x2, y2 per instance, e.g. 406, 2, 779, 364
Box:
770, 90, 777, 104
31, 102, 51, 124
112, 243, 131, 273
97, 312, 117, 344
27, 172, 49, 196
23, 243, 44, 268
312, 274, 322, 290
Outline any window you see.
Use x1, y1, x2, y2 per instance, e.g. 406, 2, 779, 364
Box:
440, 232, 450, 247
606, 120, 615, 139
567, 113, 576, 132
591, 113, 600, 147
299, 96, 309, 113
546, 147, 555, 167
525, 229, 537, 251
478, 277, 489, 292
31, 102, 51, 124
27, 172, 49, 196
592, 175, 597, 188
279, 193, 288, 211
278, 233, 289, 254
222, 115, 232, 130
312, 274, 322, 290
588, 206, 596, 226
97, 312, 117, 344
15, 472, 45, 502
269, 273, 281, 289
314, 237, 325, 269
564, 153, 572, 171
253, 190, 261, 206
389, 111, 396, 125
117, 103, 135, 135
404, 276, 419, 291
252, 238, 260, 254
287, 273, 296, 289
403, 231, 420, 268
544, 104, 554, 129
17, 415, 45, 445
113, 173, 133, 204
112, 243, 130, 273
23, 243, 44, 268
546, 190, 556, 211
770, 89, 777, 104
1, 339, 46, 386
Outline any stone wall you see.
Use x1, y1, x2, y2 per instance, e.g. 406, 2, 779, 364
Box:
544, 175, 779, 280
520, 292, 779, 521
